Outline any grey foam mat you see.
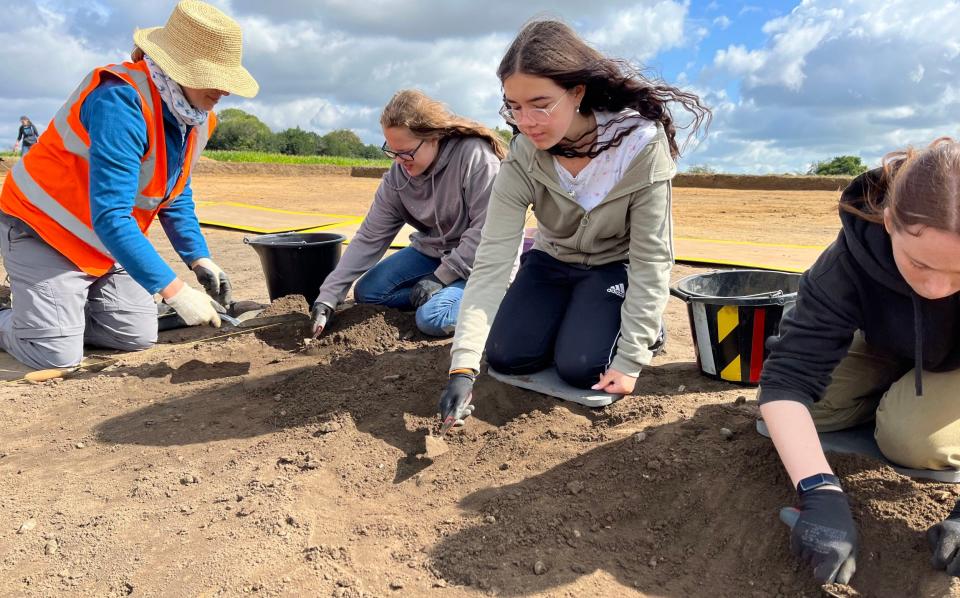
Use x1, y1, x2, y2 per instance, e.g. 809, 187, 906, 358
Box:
488, 367, 622, 408
756, 419, 960, 483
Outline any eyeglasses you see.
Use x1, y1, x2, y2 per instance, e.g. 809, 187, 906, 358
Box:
381, 139, 425, 161
499, 91, 569, 126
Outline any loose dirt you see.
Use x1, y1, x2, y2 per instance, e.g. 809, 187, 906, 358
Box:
0, 170, 956, 597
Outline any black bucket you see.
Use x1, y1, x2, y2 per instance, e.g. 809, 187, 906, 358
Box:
244, 232, 346, 306
670, 269, 801, 386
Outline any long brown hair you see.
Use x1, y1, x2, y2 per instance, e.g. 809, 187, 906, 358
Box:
131, 46, 145, 62
841, 137, 960, 234
380, 90, 507, 160
497, 19, 710, 159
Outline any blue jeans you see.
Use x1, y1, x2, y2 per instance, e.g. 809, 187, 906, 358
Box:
353, 246, 466, 337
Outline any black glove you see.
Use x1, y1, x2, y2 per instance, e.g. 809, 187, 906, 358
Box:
191, 258, 233, 309
310, 301, 335, 338
439, 370, 476, 429
410, 274, 444, 308
928, 499, 960, 576
780, 488, 857, 584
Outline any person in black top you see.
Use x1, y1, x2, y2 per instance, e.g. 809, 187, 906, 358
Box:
758, 137, 960, 585
15, 116, 40, 156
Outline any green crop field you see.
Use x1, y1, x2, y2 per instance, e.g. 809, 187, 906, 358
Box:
204, 150, 391, 167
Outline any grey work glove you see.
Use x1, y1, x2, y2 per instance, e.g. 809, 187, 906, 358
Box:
410, 274, 444, 308
928, 499, 960, 575
780, 488, 858, 585
438, 370, 476, 430
191, 258, 233, 309
310, 301, 335, 338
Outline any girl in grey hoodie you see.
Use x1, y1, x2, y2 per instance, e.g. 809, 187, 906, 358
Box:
311, 90, 506, 337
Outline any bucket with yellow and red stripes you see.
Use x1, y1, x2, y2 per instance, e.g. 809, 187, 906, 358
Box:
670, 270, 801, 386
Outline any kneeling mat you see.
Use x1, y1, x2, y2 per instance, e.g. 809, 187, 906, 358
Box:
756, 420, 960, 483
488, 367, 622, 408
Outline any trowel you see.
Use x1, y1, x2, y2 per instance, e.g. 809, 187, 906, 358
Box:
418, 392, 475, 460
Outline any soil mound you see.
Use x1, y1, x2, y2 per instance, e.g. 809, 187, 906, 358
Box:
6, 303, 957, 596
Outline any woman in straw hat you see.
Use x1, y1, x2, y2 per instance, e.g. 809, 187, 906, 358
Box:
0, 0, 258, 370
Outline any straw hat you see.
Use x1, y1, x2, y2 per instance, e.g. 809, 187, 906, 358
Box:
133, 0, 259, 98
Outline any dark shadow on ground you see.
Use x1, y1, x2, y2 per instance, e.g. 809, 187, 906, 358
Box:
427, 402, 955, 598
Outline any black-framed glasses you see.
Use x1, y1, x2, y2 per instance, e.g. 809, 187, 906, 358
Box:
499, 91, 569, 126
381, 139, 425, 161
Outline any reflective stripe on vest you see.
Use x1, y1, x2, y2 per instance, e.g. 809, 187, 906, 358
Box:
48, 63, 168, 212
51, 70, 94, 160
10, 160, 113, 256
104, 64, 163, 211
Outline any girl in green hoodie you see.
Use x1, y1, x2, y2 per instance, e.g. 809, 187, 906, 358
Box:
438, 20, 709, 427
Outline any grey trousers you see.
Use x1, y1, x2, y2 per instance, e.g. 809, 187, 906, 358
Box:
0, 215, 158, 369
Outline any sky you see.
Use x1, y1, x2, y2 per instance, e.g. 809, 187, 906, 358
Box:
1, 0, 958, 173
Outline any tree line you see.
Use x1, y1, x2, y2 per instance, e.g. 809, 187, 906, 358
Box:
686, 155, 870, 177
208, 109, 385, 158
211, 108, 870, 176
209, 108, 514, 159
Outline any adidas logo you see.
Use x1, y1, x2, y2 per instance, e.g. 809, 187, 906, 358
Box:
606, 283, 625, 298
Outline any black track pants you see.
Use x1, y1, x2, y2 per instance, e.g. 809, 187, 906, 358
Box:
485, 250, 629, 389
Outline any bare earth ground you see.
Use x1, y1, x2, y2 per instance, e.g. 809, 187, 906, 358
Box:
189, 174, 843, 247
1, 171, 959, 597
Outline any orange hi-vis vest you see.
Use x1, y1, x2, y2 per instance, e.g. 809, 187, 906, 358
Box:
0, 61, 216, 277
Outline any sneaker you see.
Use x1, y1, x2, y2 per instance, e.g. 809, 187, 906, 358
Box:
649, 322, 666, 356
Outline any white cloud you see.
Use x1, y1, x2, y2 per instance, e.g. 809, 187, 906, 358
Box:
684, 0, 960, 173
909, 64, 925, 83
0, 0, 695, 145
585, 0, 690, 61
5, 0, 958, 174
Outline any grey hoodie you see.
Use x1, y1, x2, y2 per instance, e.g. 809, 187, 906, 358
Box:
315, 136, 501, 308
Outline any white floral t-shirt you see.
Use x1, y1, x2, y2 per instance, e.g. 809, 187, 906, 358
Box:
553, 110, 657, 212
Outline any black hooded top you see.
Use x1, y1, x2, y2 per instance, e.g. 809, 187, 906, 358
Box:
758, 168, 960, 406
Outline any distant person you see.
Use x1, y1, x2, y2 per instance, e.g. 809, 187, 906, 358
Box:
437, 19, 709, 426
0, 0, 258, 370
758, 138, 960, 584
310, 89, 506, 338
14, 116, 40, 156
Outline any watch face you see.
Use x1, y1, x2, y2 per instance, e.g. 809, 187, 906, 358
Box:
798, 473, 840, 493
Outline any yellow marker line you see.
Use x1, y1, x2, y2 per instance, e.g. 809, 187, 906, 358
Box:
674, 255, 807, 274
218, 201, 358, 220
196, 220, 278, 233
675, 236, 827, 250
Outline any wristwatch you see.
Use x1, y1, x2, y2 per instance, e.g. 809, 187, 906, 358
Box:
796, 473, 842, 496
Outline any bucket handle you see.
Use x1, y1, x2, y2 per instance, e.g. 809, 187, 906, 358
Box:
669, 288, 787, 304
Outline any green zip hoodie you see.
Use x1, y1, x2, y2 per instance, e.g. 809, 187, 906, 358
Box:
450, 122, 677, 377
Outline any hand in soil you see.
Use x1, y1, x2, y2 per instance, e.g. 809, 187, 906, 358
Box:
438, 372, 475, 432
310, 301, 335, 338
591, 367, 637, 394
927, 502, 960, 576
781, 488, 857, 584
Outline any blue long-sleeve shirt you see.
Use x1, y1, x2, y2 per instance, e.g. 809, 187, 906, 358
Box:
81, 78, 210, 294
